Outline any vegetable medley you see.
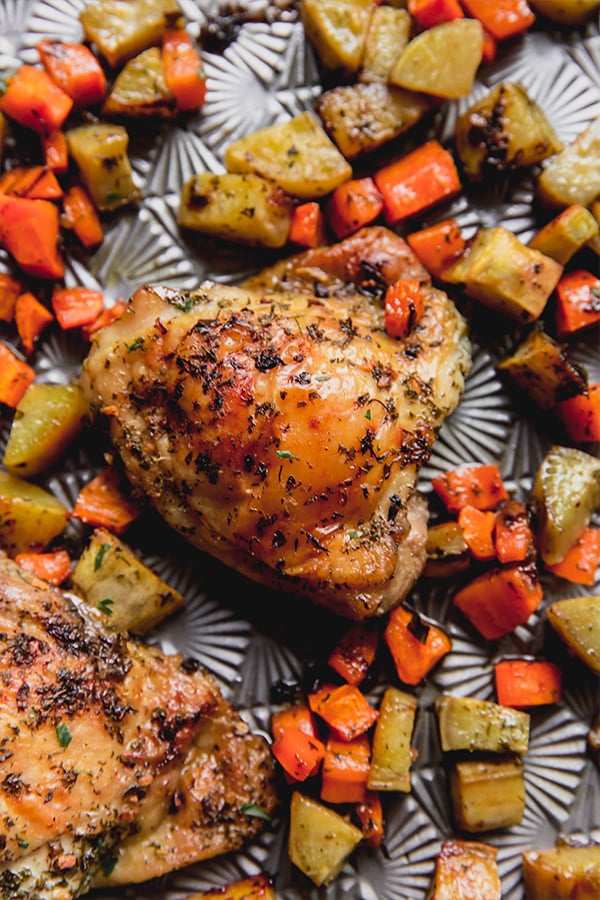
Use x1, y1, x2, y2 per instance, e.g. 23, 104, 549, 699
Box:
0, 0, 599, 897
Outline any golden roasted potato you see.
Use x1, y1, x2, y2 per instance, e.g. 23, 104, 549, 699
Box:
442, 226, 563, 322
424, 521, 470, 579
449, 756, 526, 832
529, 203, 599, 264
389, 18, 483, 99
66, 123, 141, 211
316, 82, 431, 159
178, 172, 294, 248
530, 0, 600, 25
224, 111, 351, 199
0, 471, 68, 555
359, 6, 411, 82
455, 82, 563, 181
186, 875, 275, 900
498, 328, 588, 410
3, 382, 88, 478
80, 0, 183, 68
288, 792, 363, 887
102, 47, 176, 118
537, 116, 600, 208
301, 0, 374, 76
522, 844, 600, 899
546, 596, 600, 674
368, 686, 417, 791
429, 840, 502, 900
531, 445, 600, 565
71, 527, 185, 634
436, 695, 530, 755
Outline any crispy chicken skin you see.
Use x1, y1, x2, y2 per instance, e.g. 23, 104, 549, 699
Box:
0, 558, 275, 899
82, 229, 471, 619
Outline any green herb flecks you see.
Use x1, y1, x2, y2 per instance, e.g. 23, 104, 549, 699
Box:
56, 723, 72, 748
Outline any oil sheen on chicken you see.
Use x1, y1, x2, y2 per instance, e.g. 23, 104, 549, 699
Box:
0, 558, 275, 899
82, 228, 471, 620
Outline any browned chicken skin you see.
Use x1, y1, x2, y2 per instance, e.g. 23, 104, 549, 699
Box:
0, 558, 275, 899
82, 229, 471, 619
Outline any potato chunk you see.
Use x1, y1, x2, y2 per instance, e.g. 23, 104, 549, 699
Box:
368, 686, 417, 791
498, 328, 588, 410
80, 0, 183, 68
529, 204, 599, 264
0, 471, 68, 554
436, 694, 530, 755
360, 6, 411, 82
301, 0, 374, 76
547, 596, 600, 674
389, 19, 483, 99
72, 527, 185, 634
224, 112, 351, 199
102, 47, 176, 118
530, 0, 600, 25
429, 840, 502, 900
178, 172, 294, 248
522, 844, 600, 899
537, 116, 600, 208
66, 123, 141, 211
288, 792, 363, 886
449, 755, 526, 832
424, 521, 470, 579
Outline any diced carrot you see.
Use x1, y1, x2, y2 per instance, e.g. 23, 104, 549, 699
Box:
481, 28, 498, 64
556, 384, 600, 442
162, 30, 207, 111
555, 269, 600, 339
384, 604, 451, 685
271, 703, 317, 742
42, 130, 69, 173
406, 218, 465, 279
454, 563, 543, 640
384, 278, 426, 340
431, 464, 508, 514
308, 684, 379, 741
51, 286, 105, 330
494, 659, 562, 708
0, 342, 35, 408
321, 735, 371, 804
494, 500, 535, 564
289, 201, 327, 248
0, 195, 64, 280
37, 39, 107, 106
0, 165, 63, 200
71, 467, 141, 535
328, 623, 379, 686
81, 299, 127, 340
460, 0, 535, 40
61, 184, 104, 250
0, 273, 23, 322
408, 0, 464, 28
458, 505, 496, 560
0, 65, 73, 136
546, 527, 600, 586
14, 291, 54, 355
15, 549, 72, 586
374, 140, 461, 225
355, 790, 384, 848
272, 727, 325, 782
325, 177, 383, 240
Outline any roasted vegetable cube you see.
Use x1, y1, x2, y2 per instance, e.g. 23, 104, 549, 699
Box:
424, 521, 470, 578
0, 471, 68, 554
66, 123, 141, 211
368, 686, 417, 791
529, 204, 599, 264
80, 0, 183, 68
449, 755, 526, 832
429, 840, 502, 900
546, 596, 600, 674
288, 791, 363, 886
436, 694, 530, 755
301, 0, 374, 76
102, 47, 176, 118
537, 116, 600, 208
498, 328, 588, 410
360, 6, 411, 82
522, 844, 600, 899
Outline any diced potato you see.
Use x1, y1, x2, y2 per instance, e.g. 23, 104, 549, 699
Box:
424, 521, 470, 579
316, 82, 431, 159
455, 82, 562, 182
301, 0, 374, 76
368, 686, 417, 791
537, 116, 600, 208
522, 844, 600, 899
497, 328, 588, 410
224, 112, 351, 200
80, 0, 183, 68
530, 0, 600, 25
389, 19, 483, 99
359, 6, 411, 82
546, 596, 600, 674
71, 527, 185, 634
442, 226, 563, 323
529, 204, 599, 264
178, 172, 294, 248
0, 471, 68, 555
436, 694, 530, 755
449, 755, 526, 832
288, 791, 363, 887
531, 445, 600, 565
3, 382, 88, 478
429, 840, 502, 900
102, 47, 176, 118
185, 876, 275, 900
66, 123, 141, 211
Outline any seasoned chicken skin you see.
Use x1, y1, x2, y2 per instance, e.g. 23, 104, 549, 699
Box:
82, 229, 470, 619
0, 559, 275, 899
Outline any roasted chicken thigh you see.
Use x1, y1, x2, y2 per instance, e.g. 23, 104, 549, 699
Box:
82, 228, 471, 619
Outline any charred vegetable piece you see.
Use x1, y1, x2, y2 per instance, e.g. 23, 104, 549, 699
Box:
0, 470, 68, 554
498, 328, 588, 410
536, 115, 600, 208
66, 123, 141, 211
436, 694, 530, 755
102, 47, 176, 118
288, 791, 363, 887
449, 755, 526, 832
424, 521, 471, 578
529, 204, 599, 265
429, 840, 502, 900
79, 0, 183, 68
186, 875, 276, 900
546, 596, 600, 674
522, 844, 600, 899
301, 0, 374, 76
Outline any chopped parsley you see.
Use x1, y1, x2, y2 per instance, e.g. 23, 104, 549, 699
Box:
276, 450, 297, 460
240, 802, 271, 821
124, 337, 143, 353
94, 542, 111, 571
98, 598, 114, 616
56, 723, 72, 748
100, 854, 118, 877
